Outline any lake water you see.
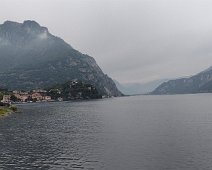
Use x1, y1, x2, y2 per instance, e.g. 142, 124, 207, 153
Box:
1, 94, 212, 170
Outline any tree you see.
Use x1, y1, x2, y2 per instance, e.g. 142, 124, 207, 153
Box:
0, 92, 3, 101
10, 95, 18, 102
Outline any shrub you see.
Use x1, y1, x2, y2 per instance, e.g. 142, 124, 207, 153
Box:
9, 105, 17, 112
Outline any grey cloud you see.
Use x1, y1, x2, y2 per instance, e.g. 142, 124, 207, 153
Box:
1, 0, 212, 83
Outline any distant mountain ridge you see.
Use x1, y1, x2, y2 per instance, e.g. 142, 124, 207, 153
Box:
0, 20, 122, 96
114, 79, 168, 95
152, 66, 212, 94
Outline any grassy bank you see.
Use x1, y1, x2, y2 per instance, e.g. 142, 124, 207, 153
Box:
0, 105, 17, 117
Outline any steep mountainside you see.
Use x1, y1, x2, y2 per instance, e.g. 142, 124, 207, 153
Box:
0, 20, 122, 96
152, 67, 212, 94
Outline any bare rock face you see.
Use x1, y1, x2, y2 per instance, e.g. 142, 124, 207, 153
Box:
0, 20, 122, 96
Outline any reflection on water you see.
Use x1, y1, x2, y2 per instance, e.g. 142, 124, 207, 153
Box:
1, 94, 212, 169
0, 101, 105, 170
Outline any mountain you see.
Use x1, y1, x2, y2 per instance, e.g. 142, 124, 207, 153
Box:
151, 66, 212, 94
0, 20, 122, 96
47, 80, 102, 100
114, 79, 168, 95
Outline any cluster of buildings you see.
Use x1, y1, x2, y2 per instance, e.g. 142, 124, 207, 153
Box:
0, 81, 102, 104
1, 89, 52, 104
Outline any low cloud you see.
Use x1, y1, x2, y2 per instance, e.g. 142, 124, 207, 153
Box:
38, 30, 48, 40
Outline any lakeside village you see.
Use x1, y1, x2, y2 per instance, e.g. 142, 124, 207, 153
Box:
1, 89, 54, 104
0, 80, 103, 106
0, 88, 55, 116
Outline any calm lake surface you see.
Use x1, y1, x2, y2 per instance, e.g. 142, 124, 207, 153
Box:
1, 94, 212, 170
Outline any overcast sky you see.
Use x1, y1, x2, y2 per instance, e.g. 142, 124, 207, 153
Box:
1, 0, 212, 84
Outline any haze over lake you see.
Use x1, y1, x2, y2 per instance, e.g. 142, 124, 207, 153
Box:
1, 94, 212, 170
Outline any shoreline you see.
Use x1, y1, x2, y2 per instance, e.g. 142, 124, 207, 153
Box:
0, 107, 12, 117
0, 106, 17, 117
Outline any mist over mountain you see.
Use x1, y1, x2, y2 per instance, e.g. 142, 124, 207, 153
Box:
0, 20, 122, 96
152, 66, 212, 95
114, 79, 168, 95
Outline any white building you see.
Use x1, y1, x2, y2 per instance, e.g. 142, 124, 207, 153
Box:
1, 95, 11, 103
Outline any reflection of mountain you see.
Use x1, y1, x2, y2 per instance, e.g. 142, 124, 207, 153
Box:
152, 66, 212, 94
0, 20, 122, 96
114, 79, 168, 95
